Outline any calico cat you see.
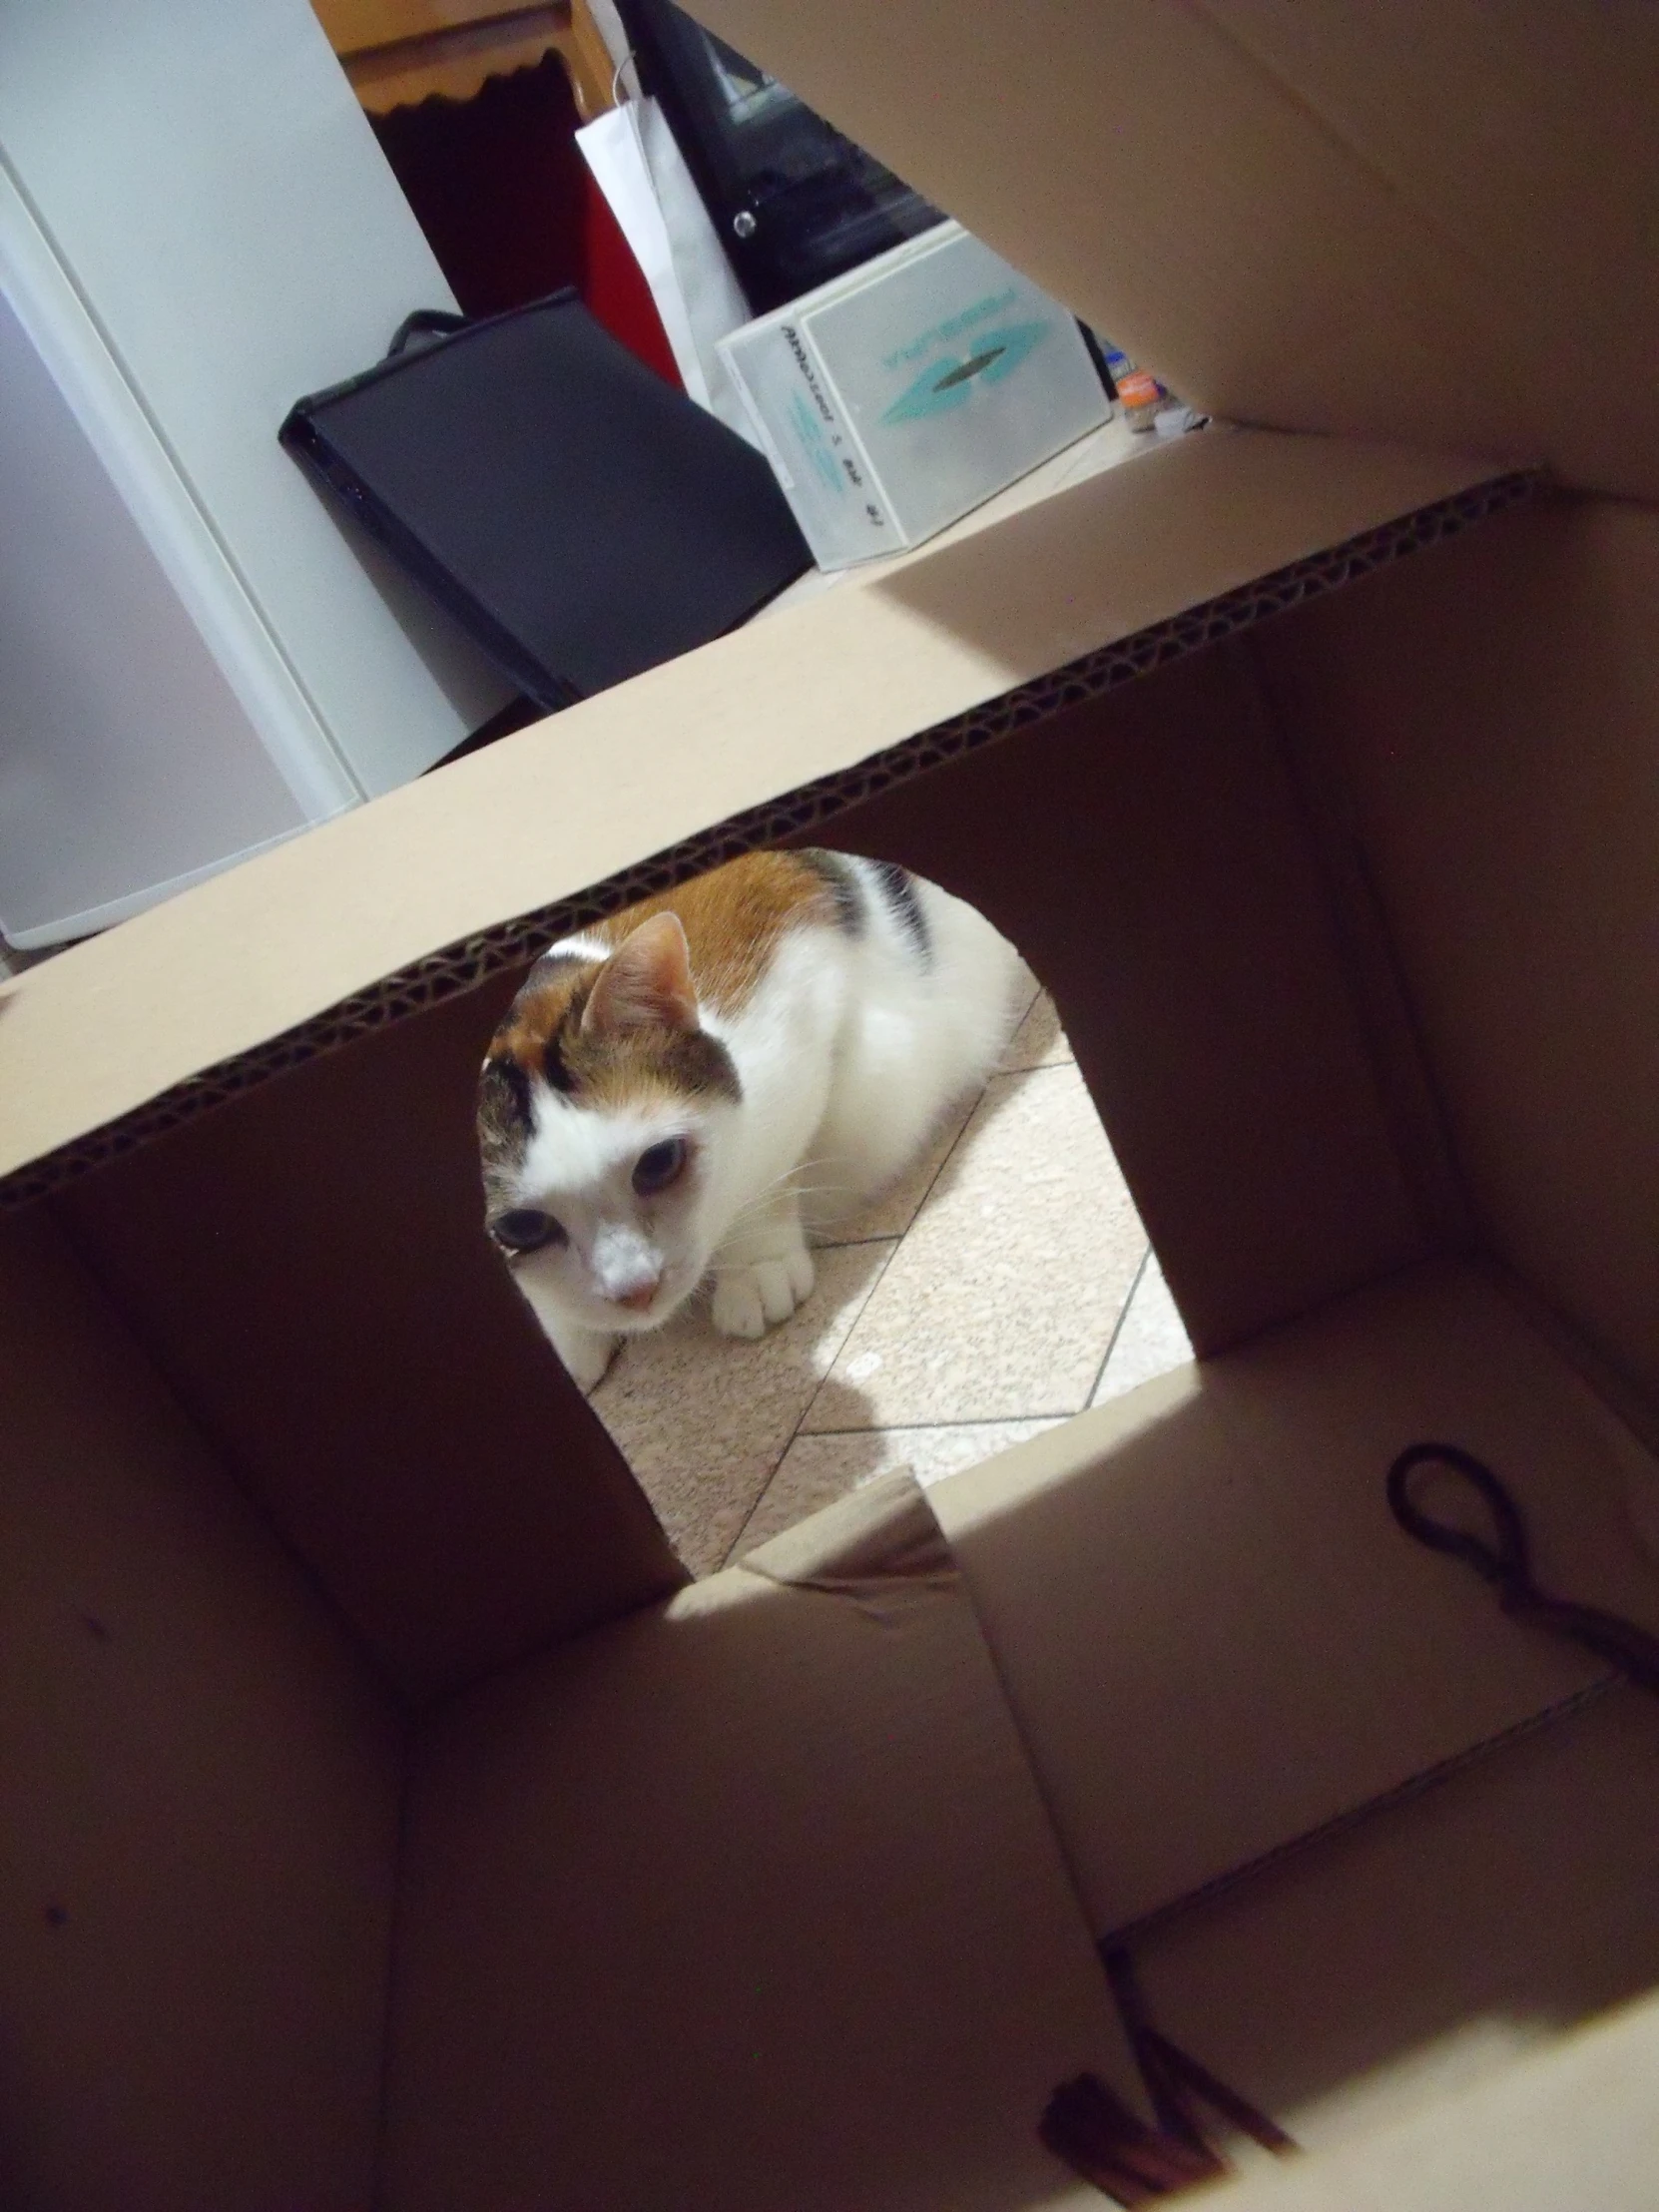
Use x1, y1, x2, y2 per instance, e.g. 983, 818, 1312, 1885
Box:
477, 849, 1024, 1389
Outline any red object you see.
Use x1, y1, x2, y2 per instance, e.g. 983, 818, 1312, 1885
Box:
580, 159, 681, 386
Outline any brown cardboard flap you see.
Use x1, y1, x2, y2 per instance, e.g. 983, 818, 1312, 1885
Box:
0, 428, 1504, 1197
58, 982, 685, 1707
1132, 1691, 1659, 2161
1262, 495, 1659, 1437
0, 1210, 400, 2211
690, 1, 1659, 501
385, 1472, 1135, 2210
741, 1464, 956, 1593
929, 1261, 1659, 1937
795, 634, 1435, 1356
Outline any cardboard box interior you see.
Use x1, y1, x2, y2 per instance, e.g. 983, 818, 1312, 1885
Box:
9, 443, 1659, 2206
5, 4, 1659, 2203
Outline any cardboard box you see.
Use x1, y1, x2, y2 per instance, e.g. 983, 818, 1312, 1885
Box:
718, 221, 1111, 568
5, 6, 1659, 2205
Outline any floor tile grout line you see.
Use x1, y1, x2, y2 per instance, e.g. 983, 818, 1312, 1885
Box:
806, 1066, 997, 1268
790, 1412, 1081, 1439
893, 1041, 1068, 1208
987, 1056, 1079, 1088
813, 1232, 915, 1251
716, 1241, 903, 1570
894, 1083, 992, 1215
813, 1008, 1072, 1247
808, 1078, 984, 1250
718, 1457, 800, 1573
799, 1050, 1123, 1449
724, 1435, 803, 1570
1085, 1243, 1152, 1405
721, 1047, 1012, 1568
715, 1001, 1087, 1571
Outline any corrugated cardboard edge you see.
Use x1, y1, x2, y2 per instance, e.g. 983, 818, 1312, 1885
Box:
0, 467, 1538, 1213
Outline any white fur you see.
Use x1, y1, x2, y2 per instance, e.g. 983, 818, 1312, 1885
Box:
504, 861, 1024, 1389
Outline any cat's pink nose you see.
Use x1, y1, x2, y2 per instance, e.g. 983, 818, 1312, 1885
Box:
614, 1279, 660, 1313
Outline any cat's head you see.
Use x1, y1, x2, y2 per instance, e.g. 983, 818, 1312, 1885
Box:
477, 912, 741, 1339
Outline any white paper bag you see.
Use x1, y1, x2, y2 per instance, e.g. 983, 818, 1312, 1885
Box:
577, 98, 757, 445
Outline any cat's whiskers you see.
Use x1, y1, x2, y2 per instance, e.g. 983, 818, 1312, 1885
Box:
717, 1157, 854, 1236
721, 1180, 845, 1227
735, 1152, 839, 1201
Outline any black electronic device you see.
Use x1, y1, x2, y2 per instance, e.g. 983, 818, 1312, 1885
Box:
615, 0, 944, 316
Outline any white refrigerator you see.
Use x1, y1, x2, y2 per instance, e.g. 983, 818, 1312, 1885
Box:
0, 0, 511, 946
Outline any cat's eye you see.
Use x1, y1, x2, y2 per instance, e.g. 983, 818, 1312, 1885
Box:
632, 1137, 689, 1196
491, 1207, 565, 1254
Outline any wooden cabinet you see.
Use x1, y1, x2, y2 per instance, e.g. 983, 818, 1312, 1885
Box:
312, 0, 616, 120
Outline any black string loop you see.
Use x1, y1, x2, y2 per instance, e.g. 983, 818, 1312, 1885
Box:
1386, 1442, 1659, 1695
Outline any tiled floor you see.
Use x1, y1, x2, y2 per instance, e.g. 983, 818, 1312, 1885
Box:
590, 971, 1194, 1575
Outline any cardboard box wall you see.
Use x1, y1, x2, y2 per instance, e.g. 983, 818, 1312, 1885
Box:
4, 5, 1659, 2205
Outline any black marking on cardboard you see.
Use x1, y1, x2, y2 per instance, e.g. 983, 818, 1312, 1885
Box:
1, 470, 1543, 1211
44, 1904, 67, 1929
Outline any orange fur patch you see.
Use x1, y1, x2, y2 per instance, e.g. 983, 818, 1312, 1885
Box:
491, 957, 594, 1077
480, 853, 842, 1162
584, 849, 841, 1013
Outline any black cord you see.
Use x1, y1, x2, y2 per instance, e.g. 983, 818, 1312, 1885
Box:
1386, 1442, 1659, 1696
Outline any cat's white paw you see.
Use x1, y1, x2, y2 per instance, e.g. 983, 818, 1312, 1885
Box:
711, 1244, 816, 1339
552, 1323, 620, 1393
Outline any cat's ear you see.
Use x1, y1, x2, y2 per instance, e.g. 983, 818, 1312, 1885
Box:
582, 912, 698, 1037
